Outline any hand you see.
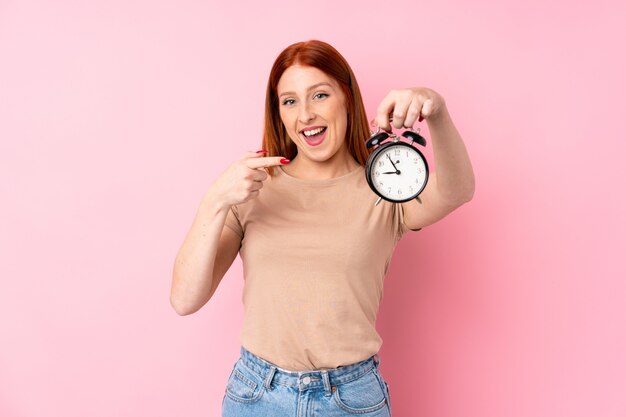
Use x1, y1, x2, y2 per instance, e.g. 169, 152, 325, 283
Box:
370, 87, 446, 131
208, 150, 289, 208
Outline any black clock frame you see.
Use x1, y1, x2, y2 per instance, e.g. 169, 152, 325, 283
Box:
365, 140, 430, 203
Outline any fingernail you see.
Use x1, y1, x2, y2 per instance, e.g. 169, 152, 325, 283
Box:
256, 149, 268, 153
280, 158, 290, 164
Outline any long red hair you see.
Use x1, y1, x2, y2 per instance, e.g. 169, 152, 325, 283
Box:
262, 40, 371, 176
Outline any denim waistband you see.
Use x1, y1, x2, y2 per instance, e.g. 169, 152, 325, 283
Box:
238, 346, 381, 393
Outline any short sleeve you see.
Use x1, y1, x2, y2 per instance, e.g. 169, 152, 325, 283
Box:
224, 205, 243, 238
394, 202, 422, 241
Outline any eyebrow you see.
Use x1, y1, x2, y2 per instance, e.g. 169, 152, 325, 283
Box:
278, 82, 334, 98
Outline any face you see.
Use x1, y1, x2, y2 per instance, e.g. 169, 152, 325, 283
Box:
277, 65, 349, 165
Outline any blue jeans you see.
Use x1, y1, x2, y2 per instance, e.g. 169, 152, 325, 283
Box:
222, 346, 393, 417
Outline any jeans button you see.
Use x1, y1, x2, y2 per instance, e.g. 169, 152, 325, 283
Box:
302, 376, 311, 385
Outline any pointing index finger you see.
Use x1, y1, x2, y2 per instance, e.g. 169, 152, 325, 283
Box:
246, 156, 289, 169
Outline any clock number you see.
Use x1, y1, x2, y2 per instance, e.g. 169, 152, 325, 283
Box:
394, 149, 401, 156
397, 189, 402, 195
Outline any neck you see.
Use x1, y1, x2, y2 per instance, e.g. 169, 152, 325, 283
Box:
282, 153, 360, 180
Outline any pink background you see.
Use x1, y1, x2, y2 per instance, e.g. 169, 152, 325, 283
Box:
1, 1, 624, 416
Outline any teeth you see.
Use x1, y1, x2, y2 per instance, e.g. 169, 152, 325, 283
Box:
303, 127, 325, 137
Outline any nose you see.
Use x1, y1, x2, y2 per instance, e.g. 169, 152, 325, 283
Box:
298, 102, 315, 124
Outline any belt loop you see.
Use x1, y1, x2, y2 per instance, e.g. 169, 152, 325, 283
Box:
373, 353, 381, 368
264, 366, 277, 391
321, 370, 332, 397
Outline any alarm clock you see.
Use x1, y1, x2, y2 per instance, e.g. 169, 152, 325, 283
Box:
365, 127, 429, 205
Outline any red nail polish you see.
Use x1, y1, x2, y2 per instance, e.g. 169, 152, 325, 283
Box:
280, 158, 290, 164
256, 149, 268, 153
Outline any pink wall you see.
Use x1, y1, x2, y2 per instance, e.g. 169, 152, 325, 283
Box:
1, 1, 624, 416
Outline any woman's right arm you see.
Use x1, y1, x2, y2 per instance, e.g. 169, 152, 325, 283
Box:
169, 151, 288, 316
170, 190, 240, 316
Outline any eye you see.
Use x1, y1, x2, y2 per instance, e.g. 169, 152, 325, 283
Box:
282, 98, 295, 106
314, 93, 329, 100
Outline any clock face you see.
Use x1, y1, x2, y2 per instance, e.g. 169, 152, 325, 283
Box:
367, 142, 428, 202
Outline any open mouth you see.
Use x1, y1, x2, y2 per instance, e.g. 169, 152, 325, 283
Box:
300, 126, 327, 146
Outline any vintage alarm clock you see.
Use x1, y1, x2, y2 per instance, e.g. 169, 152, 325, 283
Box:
365, 126, 429, 205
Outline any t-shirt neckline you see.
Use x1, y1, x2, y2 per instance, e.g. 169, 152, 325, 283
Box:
276, 165, 363, 186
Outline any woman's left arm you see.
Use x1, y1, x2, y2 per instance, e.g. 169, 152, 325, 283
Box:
373, 87, 475, 231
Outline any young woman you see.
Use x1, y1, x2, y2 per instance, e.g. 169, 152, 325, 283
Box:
171, 40, 475, 417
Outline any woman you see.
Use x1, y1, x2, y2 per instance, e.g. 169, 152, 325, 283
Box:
171, 40, 474, 417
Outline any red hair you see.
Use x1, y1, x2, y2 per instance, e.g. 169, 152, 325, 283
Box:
262, 40, 370, 176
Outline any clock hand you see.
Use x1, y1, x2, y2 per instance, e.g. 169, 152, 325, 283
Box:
382, 171, 397, 174
386, 154, 401, 175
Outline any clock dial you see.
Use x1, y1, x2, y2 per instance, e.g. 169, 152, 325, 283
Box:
370, 143, 427, 201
